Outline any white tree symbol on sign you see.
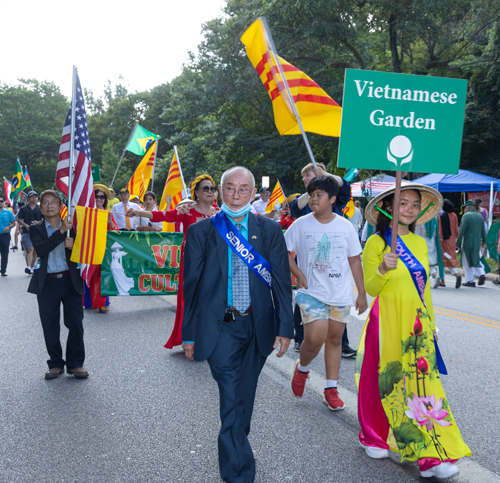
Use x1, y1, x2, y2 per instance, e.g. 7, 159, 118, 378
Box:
387, 135, 413, 167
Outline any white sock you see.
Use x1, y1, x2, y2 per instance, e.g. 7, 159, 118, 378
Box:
298, 363, 309, 373
326, 379, 337, 389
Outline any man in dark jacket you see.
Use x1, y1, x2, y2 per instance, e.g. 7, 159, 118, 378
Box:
182, 166, 293, 483
28, 190, 88, 380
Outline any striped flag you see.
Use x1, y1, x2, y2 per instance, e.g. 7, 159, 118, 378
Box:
70, 206, 109, 265
265, 180, 286, 213
3, 178, 12, 201
55, 73, 95, 212
23, 166, 32, 189
60, 204, 68, 220
241, 18, 342, 137
55, 70, 95, 283
126, 140, 156, 200
159, 150, 185, 232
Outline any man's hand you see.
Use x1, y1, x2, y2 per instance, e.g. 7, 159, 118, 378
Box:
313, 167, 326, 177
65, 237, 74, 249
60, 216, 73, 234
182, 342, 194, 361
355, 292, 368, 315
273, 337, 291, 357
3, 226, 9, 233
126, 208, 140, 217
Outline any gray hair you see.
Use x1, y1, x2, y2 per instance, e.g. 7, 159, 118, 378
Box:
220, 166, 255, 189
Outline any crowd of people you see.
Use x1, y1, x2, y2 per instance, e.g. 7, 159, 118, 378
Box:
1, 165, 498, 483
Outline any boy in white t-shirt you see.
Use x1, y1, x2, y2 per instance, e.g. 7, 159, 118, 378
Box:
284, 175, 368, 410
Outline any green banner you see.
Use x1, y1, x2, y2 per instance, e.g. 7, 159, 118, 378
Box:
101, 231, 183, 296
338, 69, 468, 174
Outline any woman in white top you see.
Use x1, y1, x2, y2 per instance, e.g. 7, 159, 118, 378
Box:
137, 191, 163, 232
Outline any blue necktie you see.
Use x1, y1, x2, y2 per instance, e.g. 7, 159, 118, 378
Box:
232, 223, 250, 312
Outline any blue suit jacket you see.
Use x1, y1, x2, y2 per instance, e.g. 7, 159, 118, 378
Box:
182, 212, 294, 362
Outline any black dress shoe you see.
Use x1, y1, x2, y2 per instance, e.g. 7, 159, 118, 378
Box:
1, 273, 7, 277
463, 281, 476, 287
45, 367, 64, 379
478, 274, 486, 286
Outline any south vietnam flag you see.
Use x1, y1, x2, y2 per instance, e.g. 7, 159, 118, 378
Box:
60, 204, 68, 220
126, 141, 157, 200
159, 151, 184, 232
70, 206, 109, 265
266, 180, 286, 213
241, 18, 342, 137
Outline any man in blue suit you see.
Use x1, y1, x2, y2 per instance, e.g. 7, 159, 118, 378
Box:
182, 166, 294, 483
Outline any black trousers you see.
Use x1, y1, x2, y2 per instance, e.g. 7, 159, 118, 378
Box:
207, 314, 266, 483
0, 233, 10, 274
37, 276, 85, 369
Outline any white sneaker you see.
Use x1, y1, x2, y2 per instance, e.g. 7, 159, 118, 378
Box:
420, 462, 460, 479
433, 276, 441, 289
359, 441, 389, 459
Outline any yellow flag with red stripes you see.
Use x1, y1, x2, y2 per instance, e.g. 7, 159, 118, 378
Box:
265, 180, 286, 213
126, 141, 157, 200
241, 18, 342, 137
60, 204, 68, 220
159, 151, 185, 232
70, 206, 109, 265
342, 191, 356, 218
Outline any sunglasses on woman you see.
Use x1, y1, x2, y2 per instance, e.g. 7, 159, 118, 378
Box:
95, 194, 107, 200
199, 186, 217, 193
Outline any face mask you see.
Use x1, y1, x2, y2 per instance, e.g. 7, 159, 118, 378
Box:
221, 202, 252, 218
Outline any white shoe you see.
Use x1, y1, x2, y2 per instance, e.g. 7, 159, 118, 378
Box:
359, 441, 389, 459
434, 276, 441, 289
420, 462, 460, 479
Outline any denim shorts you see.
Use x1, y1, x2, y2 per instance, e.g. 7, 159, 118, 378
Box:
295, 292, 351, 325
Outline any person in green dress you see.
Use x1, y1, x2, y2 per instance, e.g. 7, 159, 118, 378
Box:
456, 200, 487, 287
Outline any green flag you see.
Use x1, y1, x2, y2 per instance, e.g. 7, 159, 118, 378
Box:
126, 125, 159, 155
343, 168, 359, 183
10, 158, 26, 201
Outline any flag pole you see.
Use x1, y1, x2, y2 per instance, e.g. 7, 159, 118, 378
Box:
174, 145, 188, 199
390, 171, 402, 254
67, 65, 78, 235
110, 120, 139, 187
261, 17, 317, 168
150, 136, 160, 192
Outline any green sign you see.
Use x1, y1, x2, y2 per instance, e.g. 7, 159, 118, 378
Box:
337, 69, 468, 174
101, 231, 183, 296
91, 165, 101, 182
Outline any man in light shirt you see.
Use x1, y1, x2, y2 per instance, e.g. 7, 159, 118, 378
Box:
250, 187, 270, 214
112, 188, 143, 231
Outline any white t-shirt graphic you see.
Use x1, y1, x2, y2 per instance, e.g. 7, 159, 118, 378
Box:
284, 213, 362, 306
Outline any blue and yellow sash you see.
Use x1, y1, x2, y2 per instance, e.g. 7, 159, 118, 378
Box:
386, 228, 447, 374
212, 211, 272, 289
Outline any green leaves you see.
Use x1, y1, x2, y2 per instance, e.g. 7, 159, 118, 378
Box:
379, 361, 403, 399
392, 421, 423, 450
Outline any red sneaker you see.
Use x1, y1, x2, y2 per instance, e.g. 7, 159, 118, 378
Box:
291, 360, 309, 397
323, 387, 345, 411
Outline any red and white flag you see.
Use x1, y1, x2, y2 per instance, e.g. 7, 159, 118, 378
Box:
55, 70, 95, 283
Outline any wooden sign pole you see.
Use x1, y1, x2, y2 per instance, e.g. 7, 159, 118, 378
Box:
390, 171, 402, 253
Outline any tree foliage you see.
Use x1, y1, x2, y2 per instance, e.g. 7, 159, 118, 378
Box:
1, 0, 500, 197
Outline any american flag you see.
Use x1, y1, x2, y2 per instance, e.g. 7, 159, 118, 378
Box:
55, 71, 95, 283
56, 72, 95, 210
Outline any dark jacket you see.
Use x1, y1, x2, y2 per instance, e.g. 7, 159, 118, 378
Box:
182, 212, 294, 361
27, 220, 84, 296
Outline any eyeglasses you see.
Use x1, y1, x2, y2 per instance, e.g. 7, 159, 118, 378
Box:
198, 186, 217, 193
41, 200, 59, 207
222, 187, 251, 197
95, 194, 107, 200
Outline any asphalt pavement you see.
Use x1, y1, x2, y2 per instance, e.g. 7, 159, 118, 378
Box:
1, 246, 499, 483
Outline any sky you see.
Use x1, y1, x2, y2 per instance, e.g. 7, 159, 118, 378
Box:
0, 0, 227, 99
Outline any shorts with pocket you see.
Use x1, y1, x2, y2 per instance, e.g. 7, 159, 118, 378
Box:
295, 292, 351, 325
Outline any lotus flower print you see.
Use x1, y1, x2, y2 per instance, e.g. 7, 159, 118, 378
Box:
416, 356, 429, 375
412, 317, 423, 337
405, 394, 452, 431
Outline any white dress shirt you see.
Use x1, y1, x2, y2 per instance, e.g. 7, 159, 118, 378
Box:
112, 201, 143, 230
